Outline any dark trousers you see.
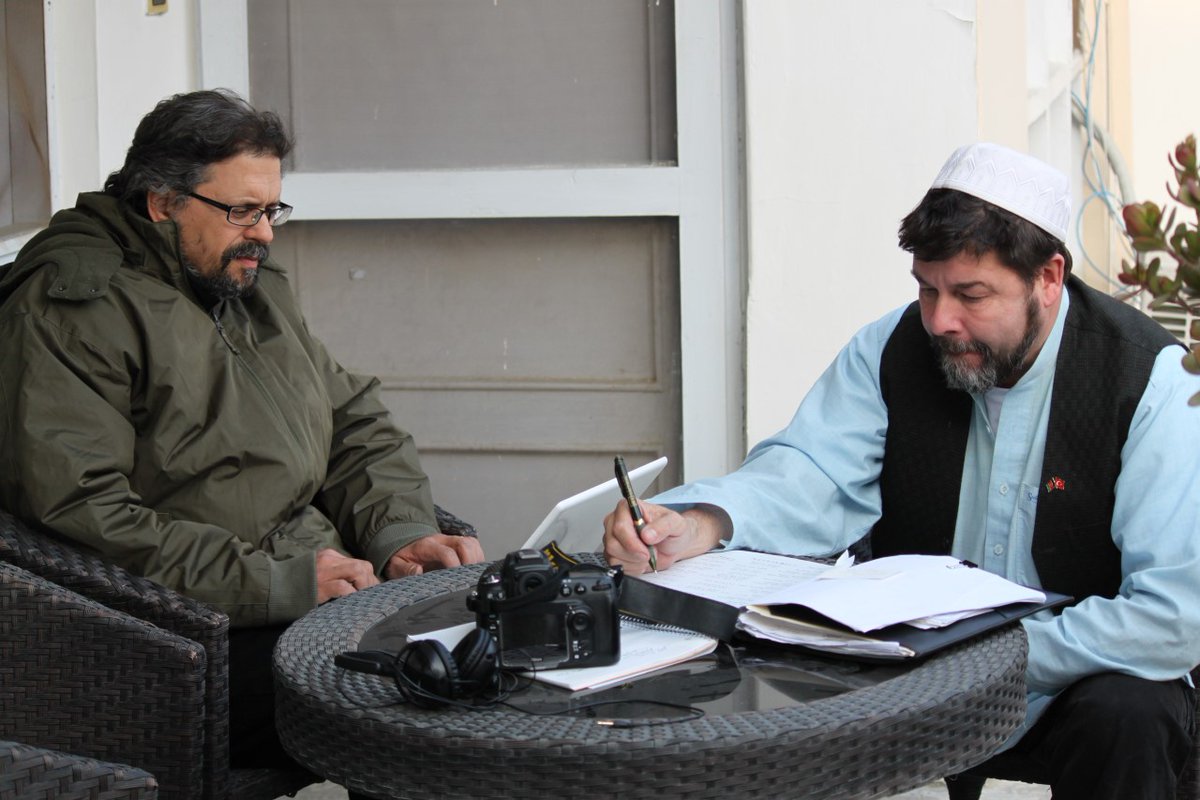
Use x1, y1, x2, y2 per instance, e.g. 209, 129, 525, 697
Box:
960, 672, 1195, 799
230, 624, 374, 799
228, 623, 297, 769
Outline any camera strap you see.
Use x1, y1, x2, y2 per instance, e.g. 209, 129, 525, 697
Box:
538, 540, 734, 641
618, 577, 739, 642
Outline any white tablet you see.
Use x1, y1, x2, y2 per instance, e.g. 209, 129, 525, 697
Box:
520, 456, 669, 553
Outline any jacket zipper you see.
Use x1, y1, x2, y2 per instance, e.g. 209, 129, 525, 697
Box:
210, 305, 241, 354
210, 301, 317, 476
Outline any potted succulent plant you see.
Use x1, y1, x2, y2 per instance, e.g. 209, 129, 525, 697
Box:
1120, 134, 1200, 404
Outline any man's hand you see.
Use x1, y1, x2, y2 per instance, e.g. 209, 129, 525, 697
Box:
316, 548, 380, 604
603, 502, 727, 575
384, 533, 485, 580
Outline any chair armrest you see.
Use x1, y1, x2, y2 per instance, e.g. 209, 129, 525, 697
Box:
0, 510, 229, 640
0, 509, 231, 800
0, 562, 204, 799
435, 504, 477, 538
0, 739, 159, 800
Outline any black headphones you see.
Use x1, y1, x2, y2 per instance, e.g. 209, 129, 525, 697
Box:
336, 627, 501, 709
336, 620, 709, 728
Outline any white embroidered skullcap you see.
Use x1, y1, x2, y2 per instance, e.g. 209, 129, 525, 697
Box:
930, 142, 1071, 242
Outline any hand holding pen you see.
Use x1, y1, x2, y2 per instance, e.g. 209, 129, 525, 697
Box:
614, 455, 657, 572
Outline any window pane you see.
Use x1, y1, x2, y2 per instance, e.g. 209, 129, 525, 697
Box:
0, 0, 49, 232
249, 0, 677, 170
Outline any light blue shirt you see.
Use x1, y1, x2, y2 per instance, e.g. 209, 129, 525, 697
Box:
656, 290, 1200, 740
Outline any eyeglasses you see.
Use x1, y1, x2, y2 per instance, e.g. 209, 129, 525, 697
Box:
186, 191, 293, 227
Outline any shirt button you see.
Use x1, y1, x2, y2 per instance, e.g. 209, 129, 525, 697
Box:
993, 544, 1005, 556
999, 483, 1009, 495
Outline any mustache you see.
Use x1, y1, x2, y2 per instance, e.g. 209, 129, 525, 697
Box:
223, 241, 270, 267
931, 335, 991, 357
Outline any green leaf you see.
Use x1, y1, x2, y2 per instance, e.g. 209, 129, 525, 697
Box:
1180, 263, 1200, 294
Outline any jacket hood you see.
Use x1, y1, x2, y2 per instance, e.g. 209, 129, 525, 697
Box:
1, 191, 209, 310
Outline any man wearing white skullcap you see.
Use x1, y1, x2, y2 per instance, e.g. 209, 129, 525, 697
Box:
604, 143, 1200, 798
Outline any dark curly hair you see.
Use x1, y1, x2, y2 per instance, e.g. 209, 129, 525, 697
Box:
897, 188, 1072, 283
104, 89, 294, 215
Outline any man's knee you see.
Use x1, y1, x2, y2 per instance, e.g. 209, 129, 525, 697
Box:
1050, 673, 1194, 757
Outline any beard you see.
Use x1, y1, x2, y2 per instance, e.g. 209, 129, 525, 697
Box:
183, 241, 268, 303
932, 295, 1041, 393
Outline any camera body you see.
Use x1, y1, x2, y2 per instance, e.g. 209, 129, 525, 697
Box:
468, 549, 621, 670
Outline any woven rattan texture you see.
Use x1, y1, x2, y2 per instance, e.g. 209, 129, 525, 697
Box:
275, 564, 1028, 799
0, 740, 158, 800
0, 511, 227, 800
0, 562, 205, 797
0, 505, 471, 800
434, 507, 477, 539
0, 505, 472, 800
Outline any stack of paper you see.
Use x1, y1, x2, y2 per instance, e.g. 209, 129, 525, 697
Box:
635, 550, 1053, 659
745, 553, 1045, 630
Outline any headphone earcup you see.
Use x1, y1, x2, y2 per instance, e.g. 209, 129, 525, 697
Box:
397, 639, 459, 709
451, 627, 498, 691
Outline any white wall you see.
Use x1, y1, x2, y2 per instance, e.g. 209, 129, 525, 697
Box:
46, 0, 197, 210
741, 0, 984, 445
1126, 2, 1200, 204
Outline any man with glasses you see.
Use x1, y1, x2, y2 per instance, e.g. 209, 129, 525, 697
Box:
0, 89, 483, 768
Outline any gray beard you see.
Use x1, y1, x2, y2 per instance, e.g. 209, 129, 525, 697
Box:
182, 242, 266, 303
932, 297, 1040, 393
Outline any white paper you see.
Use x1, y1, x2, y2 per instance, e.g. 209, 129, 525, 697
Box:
752, 554, 1045, 633
737, 608, 914, 658
524, 620, 717, 691
635, 549, 831, 607
905, 607, 991, 630
627, 550, 1047, 656
407, 621, 477, 648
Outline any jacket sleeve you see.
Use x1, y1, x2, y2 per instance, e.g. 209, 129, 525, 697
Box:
0, 311, 317, 627
301, 324, 439, 574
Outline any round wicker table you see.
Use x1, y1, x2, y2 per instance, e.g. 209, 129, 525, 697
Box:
274, 563, 1027, 799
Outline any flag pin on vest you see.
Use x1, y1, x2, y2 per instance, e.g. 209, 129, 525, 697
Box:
1045, 476, 1066, 492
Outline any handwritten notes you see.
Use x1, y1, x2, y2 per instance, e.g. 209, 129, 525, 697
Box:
636, 549, 830, 608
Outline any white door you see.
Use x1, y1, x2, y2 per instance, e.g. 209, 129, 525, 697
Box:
204, 0, 742, 557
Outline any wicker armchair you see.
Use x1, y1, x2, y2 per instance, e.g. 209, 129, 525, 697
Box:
0, 506, 477, 800
0, 739, 159, 800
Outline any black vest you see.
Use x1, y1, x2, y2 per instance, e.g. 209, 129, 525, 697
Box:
871, 276, 1179, 601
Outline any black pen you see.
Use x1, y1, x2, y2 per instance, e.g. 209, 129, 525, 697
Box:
614, 455, 657, 572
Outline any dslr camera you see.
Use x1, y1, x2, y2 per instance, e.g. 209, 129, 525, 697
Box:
467, 549, 621, 670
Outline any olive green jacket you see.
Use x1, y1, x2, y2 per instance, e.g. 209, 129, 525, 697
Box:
0, 192, 438, 626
